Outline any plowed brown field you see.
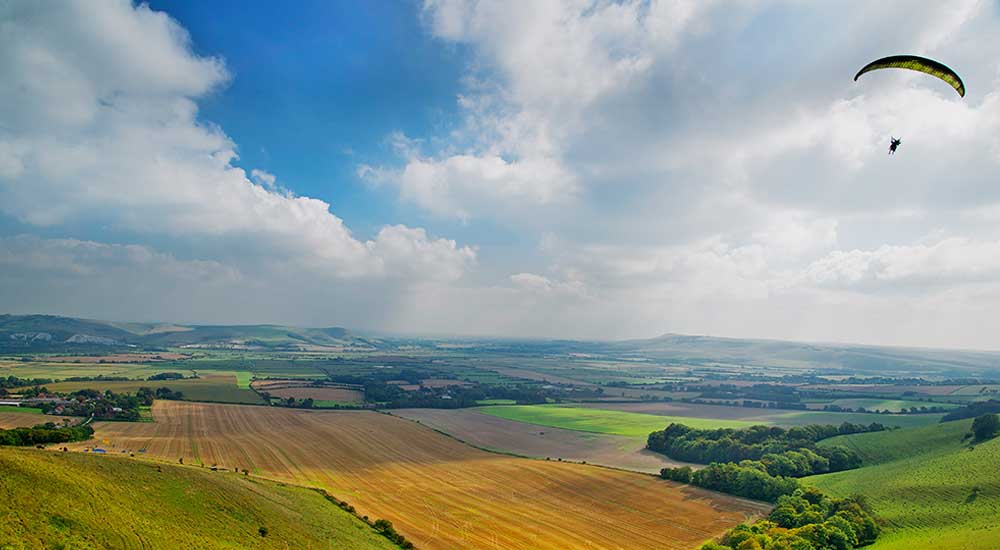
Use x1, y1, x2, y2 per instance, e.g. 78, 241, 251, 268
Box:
73, 401, 769, 549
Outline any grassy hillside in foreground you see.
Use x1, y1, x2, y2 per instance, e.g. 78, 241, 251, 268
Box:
0, 448, 399, 550
807, 419, 1000, 549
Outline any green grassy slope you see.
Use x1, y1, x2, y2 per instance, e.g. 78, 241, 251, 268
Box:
817, 417, 971, 464
0, 448, 399, 550
807, 419, 1000, 549
768, 410, 942, 428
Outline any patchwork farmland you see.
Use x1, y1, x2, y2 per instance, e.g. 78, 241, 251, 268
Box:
73, 401, 771, 549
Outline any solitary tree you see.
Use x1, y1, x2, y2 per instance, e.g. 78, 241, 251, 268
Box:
972, 414, 1000, 442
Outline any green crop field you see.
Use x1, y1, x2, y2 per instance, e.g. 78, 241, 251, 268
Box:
767, 410, 944, 428
0, 406, 41, 415
0, 447, 399, 550
235, 371, 253, 389
478, 404, 759, 438
807, 419, 1000, 549
475, 399, 516, 405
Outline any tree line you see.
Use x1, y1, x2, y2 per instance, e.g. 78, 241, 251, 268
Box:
942, 399, 1000, 422
652, 422, 884, 549
661, 462, 799, 502
0, 375, 54, 396
0, 422, 94, 446
325, 373, 555, 409
648, 422, 887, 476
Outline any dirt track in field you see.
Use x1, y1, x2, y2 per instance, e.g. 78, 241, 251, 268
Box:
391, 407, 690, 474
74, 401, 769, 550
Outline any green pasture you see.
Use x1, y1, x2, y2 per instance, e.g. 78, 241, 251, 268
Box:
478, 404, 759, 438
0, 405, 42, 414
475, 399, 516, 405
235, 371, 253, 389
766, 410, 943, 428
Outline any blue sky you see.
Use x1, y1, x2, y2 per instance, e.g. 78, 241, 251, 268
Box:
147, 0, 466, 236
4, 1, 1000, 348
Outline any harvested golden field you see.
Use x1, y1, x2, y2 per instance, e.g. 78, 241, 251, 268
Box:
74, 401, 769, 549
0, 411, 46, 428
265, 386, 363, 402
251, 379, 364, 402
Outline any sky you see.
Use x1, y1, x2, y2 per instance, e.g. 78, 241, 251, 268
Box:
3, 1, 1000, 349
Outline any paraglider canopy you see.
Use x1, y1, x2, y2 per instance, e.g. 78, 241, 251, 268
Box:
854, 55, 964, 97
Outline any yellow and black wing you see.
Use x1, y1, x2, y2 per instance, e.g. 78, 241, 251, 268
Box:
854, 55, 964, 97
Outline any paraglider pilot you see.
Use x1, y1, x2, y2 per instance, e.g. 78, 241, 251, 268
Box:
889, 137, 901, 155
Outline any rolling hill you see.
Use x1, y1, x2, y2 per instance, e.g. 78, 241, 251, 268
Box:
806, 419, 1000, 549
0, 447, 399, 549
0, 314, 367, 351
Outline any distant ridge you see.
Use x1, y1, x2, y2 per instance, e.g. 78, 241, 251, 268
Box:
0, 314, 367, 351
613, 332, 1000, 376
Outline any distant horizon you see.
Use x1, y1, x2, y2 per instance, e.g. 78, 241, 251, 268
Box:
6, 309, 1000, 355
